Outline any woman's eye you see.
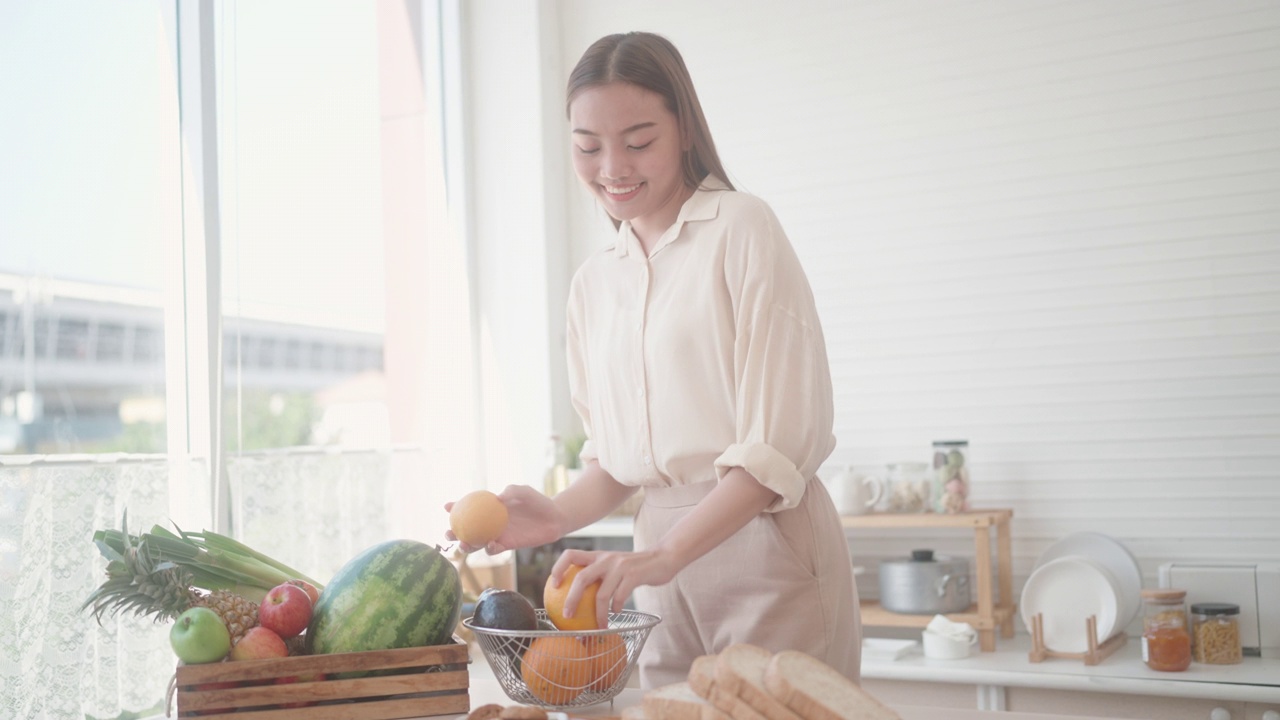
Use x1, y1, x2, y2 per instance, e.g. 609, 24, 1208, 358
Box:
576, 146, 600, 155
627, 141, 654, 151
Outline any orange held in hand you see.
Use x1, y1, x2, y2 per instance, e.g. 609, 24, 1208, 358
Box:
521, 636, 592, 705
449, 490, 509, 548
543, 563, 601, 631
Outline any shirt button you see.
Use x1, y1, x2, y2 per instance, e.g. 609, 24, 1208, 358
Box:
643, 456, 651, 465
637, 387, 645, 397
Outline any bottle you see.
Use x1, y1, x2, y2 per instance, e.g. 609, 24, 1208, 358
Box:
886, 462, 931, 513
542, 434, 569, 496
1191, 603, 1243, 665
932, 440, 970, 513
1140, 588, 1191, 672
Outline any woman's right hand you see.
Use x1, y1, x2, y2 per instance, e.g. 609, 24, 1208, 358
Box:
444, 484, 566, 555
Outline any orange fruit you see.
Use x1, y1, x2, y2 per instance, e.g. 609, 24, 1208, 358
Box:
521, 636, 591, 705
543, 564, 601, 631
449, 490, 508, 547
581, 634, 627, 691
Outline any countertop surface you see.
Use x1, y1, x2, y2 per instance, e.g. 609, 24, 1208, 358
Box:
861, 633, 1280, 703
435, 672, 1128, 720
416, 650, 1160, 720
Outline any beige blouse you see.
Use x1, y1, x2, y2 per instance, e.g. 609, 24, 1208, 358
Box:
566, 178, 837, 512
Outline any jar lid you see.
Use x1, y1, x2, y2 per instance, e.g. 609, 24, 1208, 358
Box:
932, 440, 968, 447
910, 549, 936, 562
1190, 602, 1240, 616
1140, 588, 1186, 601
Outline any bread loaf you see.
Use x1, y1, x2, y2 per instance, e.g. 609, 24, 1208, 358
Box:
763, 650, 901, 720
714, 644, 803, 720
709, 685, 770, 720
642, 681, 731, 720
689, 654, 718, 699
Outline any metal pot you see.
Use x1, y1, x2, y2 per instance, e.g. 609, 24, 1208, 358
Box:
878, 549, 971, 615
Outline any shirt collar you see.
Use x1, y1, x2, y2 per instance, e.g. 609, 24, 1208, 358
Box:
614, 176, 728, 258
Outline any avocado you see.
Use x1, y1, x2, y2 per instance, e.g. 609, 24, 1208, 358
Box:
471, 589, 539, 632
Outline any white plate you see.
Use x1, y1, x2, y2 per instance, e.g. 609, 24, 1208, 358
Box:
1020, 555, 1119, 653
1034, 531, 1143, 631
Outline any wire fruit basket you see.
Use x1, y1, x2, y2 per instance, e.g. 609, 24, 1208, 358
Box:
464, 609, 660, 709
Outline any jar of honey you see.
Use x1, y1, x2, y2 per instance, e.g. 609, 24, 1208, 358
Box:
1141, 588, 1191, 672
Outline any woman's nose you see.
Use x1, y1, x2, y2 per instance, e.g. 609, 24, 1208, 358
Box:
600, 148, 631, 181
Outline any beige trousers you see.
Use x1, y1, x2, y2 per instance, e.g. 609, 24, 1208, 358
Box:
632, 477, 861, 690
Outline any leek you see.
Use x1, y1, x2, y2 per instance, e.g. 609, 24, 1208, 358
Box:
91, 521, 324, 604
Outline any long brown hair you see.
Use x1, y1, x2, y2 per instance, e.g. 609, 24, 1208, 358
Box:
567, 32, 734, 197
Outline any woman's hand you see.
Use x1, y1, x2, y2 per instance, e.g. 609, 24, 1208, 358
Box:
549, 547, 678, 629
444, 484, 567, 555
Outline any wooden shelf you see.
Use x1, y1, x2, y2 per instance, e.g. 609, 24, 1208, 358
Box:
845, 508, 1017, 652
859, 601, 1016, 632
842, 508, 1012, 529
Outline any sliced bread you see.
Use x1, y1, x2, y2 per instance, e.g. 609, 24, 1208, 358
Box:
709, 685, 770, 720
621, 706, 649, 720
764, 650, 901, 720
688, 654, 719, 699
714, 644, 803, 720
642, 681, 731, 720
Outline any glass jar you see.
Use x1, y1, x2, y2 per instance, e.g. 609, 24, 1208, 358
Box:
931, 440, 970, 513
1140, 588, 1191, 672
886, 462, 932, 513
1191, 603, 1243, 665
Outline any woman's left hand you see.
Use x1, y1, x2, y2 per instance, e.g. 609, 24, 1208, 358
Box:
549, 548, 676, 629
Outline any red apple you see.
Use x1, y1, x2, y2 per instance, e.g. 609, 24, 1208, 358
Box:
259, 583, 313, 639
229, 626, 289, 661
286, 579, 321, 606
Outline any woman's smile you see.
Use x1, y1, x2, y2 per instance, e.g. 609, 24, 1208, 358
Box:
602, 182, 644, 201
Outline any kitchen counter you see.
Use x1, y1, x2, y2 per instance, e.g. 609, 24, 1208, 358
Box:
437, 673, 1126, 720
861, 634, 1280, 707
415, 651, 1136, 720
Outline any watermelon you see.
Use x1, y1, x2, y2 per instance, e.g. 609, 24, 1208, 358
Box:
306, 539, 462, 656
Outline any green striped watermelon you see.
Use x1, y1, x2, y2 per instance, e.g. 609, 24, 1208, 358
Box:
306, 539, 462, 656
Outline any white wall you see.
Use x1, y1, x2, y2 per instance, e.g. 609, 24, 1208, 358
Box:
462, 0, 1280, 621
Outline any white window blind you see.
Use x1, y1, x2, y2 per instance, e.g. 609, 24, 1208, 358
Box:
553, 0, 1280, 613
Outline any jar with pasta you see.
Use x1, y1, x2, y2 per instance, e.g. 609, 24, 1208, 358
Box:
1140, 588, 1190, 672
1191, 603, 1243, 665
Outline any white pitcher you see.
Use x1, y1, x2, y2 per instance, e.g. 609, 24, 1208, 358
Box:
825, 465, 885, 516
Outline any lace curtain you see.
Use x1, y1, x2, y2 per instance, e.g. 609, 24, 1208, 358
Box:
0, 449, 440, 719
0, 457, 205, 720
225, 449, 440, 585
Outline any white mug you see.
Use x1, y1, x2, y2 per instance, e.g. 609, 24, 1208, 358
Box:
825, 466, 885, 516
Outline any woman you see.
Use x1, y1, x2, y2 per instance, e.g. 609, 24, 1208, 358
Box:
448, 31, 860, 690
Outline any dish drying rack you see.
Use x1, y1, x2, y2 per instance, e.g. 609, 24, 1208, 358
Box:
1028, 613, 1126, 665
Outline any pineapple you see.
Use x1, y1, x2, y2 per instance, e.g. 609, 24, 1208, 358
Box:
82, 524, 198, 623
192, 589, 259, 645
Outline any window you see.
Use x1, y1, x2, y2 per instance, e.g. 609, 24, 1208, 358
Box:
1, 2, 475, 717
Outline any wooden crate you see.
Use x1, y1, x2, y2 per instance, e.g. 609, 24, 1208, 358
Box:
174, 641, 470, 720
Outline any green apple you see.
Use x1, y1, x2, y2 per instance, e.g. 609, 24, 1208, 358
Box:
170, 607, 232, 664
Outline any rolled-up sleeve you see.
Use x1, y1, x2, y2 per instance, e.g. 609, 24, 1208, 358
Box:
713, 201, 837, 511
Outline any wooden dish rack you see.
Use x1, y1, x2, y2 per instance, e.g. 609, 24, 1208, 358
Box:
1028, 613, 1127, 665
842, 509, 1016, 652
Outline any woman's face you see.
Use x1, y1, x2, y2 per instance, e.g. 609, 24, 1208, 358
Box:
569, 82, 689, 241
